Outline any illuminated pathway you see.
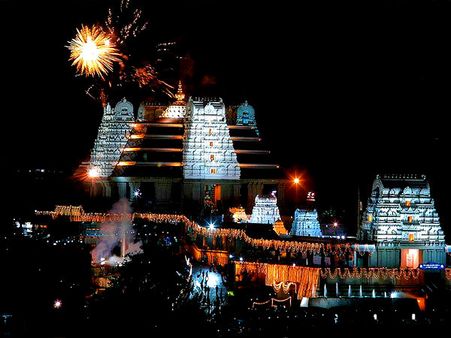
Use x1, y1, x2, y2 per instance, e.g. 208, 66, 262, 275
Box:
191, 265, 227, 316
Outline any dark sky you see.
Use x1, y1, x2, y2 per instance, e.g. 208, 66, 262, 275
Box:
1, 0, 450, 234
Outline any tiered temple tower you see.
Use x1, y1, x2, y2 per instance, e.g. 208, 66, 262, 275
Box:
359, 174, 446, 267
290, 209, 323, 237
183, 98, 240, 179
84, 84, 286, 213
89, 99, 134, 177
249, 193, 281, 224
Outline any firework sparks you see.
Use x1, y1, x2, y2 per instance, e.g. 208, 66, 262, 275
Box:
68, 25, 122, 79
105, 0, 148, 46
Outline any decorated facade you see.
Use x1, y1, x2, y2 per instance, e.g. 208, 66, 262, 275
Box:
161, 81, 186, 119
84, 84, 285, 213
359, 174, 446, 268
249, 193, 281, 224
290, 208, 323, 237
89, 99, 134, 177
183, 98, 240, 180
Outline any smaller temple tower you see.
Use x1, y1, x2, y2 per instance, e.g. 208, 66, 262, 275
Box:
249, 192, 281, 224
290, 209, 322, 237
359, 174, 446, 268
161, 81, 186, 119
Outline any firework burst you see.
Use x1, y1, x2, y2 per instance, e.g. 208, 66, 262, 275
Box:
68, 25, 122, 79
105, 0, 148, 46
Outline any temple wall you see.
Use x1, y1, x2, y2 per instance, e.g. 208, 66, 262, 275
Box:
376, 248, 400, 268
422, 248, 446, 265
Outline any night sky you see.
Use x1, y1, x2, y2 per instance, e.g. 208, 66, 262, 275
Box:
1, 0, 450, 234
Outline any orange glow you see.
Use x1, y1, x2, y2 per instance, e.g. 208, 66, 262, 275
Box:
130, 134, 144, 139
293, 178, 300, 185
409, 233, 415, 242
123, 147, 141, 151
117, 161, 137, 166
406, 200, 411, 207
401, 248, 420, 268
408, 216, 413, 223
416, 297, 426, 311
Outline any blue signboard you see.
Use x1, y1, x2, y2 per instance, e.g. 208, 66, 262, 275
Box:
419, 263, 445, 270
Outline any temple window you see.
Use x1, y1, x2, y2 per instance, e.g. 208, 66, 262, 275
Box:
209, 141, 214, 147
210, 168, 217, 174
368, 214, 373, 222
406, 200, 411, 207
208, 128, 213, 135
408, 216, 413, 223
210, 154, 215, 161
408, 233, 415, 242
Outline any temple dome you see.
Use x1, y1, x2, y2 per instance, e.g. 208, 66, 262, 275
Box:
114, 98, 134, 121
236, 100, 256, 126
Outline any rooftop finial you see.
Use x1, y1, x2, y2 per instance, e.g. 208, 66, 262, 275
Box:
174, 80, 185, 104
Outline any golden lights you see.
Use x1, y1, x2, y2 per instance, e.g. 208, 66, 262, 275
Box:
67, 25, 122, 79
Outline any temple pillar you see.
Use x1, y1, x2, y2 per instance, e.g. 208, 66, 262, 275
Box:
233, 184, 241, 205
104, 183, 112, 198
118, 182, 127, 199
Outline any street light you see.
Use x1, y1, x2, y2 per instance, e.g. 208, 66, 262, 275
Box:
293, 177, 301, 206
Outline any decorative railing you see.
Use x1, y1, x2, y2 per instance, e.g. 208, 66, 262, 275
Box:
320, 267, 421, 280
36, 207, 376, 255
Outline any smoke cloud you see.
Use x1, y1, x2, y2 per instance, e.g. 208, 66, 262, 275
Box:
91, 198, 142, 265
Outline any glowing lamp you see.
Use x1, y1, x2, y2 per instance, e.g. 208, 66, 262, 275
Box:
209, 223, 215, 230
293, 178, 300, 185
88, 167, 100, 178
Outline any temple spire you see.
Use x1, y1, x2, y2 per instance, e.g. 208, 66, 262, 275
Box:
174, 80, 185, 104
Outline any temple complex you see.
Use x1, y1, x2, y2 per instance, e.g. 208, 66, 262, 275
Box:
290, 208, 323, 237
249, 193, 281, 224
359, 174, 446, 267
86, 84, 286, 214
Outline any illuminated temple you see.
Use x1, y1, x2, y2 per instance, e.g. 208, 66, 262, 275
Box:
249, 193, 281, 224
290, 208, 323, 237
85, 83, 286, 213
358, 174, 446, 267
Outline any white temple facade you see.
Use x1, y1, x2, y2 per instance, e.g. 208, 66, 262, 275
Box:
249, 193, 281, 224
358, 174, 446, 268
183, 98, 240, 180
290, 209, 323, 237
89, 99, 134, 177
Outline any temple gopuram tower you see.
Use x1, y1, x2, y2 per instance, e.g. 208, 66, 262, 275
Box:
359, 174, 446, 268
249, 192, 281, 224
83, 84, 286, 214
89, 99, 134, 178
183, 98, 240, 179
290, 209, 323, 237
